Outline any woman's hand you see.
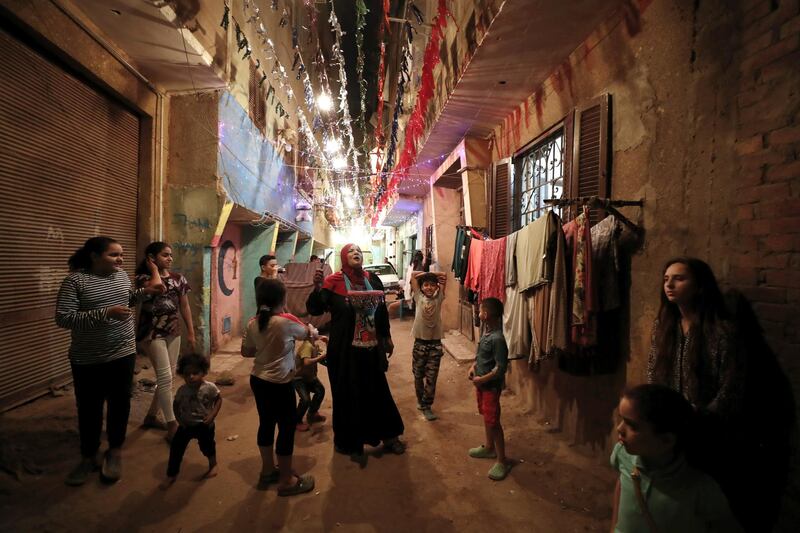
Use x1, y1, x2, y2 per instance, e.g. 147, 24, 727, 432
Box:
146, 256, 159, 273
313, 268, 324, 288
384, 338, 394, 357
107, 305, 132, 320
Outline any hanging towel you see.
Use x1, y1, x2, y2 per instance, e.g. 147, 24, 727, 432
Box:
480, 237, 507, 302
464, 238, 484, 294
515, 211, 554, 292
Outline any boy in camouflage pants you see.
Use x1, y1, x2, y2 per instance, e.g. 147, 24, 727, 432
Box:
410, 271, 447, 421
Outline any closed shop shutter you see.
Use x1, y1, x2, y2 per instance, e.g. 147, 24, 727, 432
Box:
0, 28, 140, 409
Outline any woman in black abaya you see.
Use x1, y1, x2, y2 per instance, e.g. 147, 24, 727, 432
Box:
306, 244, 405, 457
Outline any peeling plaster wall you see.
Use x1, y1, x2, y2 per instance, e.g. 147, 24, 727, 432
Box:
167, 92, 224, 354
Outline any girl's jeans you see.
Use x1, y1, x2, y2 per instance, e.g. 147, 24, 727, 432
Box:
144, 336, 181, 422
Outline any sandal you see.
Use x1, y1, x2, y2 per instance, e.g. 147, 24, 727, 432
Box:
488, 461, 511, 481
277, 474, 315, 497
257, 469, 280, 490
383, 438, 406, 455
468, 445, 497, 459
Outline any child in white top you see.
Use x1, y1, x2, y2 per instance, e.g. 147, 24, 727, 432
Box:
241, 278, 326, 496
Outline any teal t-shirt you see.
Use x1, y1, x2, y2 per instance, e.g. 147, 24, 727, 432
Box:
474, 328, 508, 390
610, 443, 742, 533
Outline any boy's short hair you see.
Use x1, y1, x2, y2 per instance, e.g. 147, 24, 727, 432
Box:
480, 297, 503, 320
623, 384, 694, 450
176, 353, 210, 376
259, 254, 276, 267
418, 272, 439, 287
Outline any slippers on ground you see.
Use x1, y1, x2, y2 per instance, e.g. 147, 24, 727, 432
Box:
488, 461, 511, 481
468, 445, 497, 459
277, 474, 315, 497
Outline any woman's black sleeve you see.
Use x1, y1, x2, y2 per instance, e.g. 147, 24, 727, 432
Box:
370, 273, 391, 338
307, 287, 330, 316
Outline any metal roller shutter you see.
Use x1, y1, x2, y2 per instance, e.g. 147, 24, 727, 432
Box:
0, 28, 140, 410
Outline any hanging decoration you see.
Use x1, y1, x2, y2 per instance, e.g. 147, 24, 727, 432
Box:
373, 22, 412, 208
220, 2, 230, 30
373, 0, 390, 151
373, 0, 450, 225
354, 0, 369, 135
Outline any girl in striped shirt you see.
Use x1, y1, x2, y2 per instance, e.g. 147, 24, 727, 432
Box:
56, 236, 163, 486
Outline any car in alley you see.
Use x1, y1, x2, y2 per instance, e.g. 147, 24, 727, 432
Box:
363, 263, 403, 298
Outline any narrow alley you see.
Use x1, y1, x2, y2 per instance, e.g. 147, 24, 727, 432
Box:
0, 317, 613, 532
0, 0, 799, 531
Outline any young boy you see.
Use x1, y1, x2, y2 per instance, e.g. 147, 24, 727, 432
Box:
294, 339, 328, 431
160, 353, 222, 489
467, 297, 510, 481
612, 384, 742, 532
410, 271, 447, 421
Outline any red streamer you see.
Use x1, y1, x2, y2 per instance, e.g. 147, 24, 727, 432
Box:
373, 0, 450, 225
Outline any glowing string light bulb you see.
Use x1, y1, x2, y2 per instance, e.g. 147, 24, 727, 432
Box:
316, 92, 333, 112
332, 156, 347, 170
324, 137, 341, 154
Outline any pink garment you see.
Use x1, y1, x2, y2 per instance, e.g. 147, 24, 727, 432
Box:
562, 211, 597, 347
480, 237, 507, 302
464, 238, 484, 294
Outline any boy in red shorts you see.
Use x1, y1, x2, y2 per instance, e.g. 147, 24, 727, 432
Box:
467, 297, 510, 481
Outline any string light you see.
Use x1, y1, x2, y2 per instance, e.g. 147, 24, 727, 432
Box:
316, 92, 333, 112
324, 137, 341, 154
332, 155, 347, 170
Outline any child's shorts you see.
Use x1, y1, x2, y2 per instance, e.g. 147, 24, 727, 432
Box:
476, 387, 501, 426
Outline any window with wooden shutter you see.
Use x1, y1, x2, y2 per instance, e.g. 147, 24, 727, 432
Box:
249, 59, 266, 133
490, 158, 512, 238
570, 94, 611, 225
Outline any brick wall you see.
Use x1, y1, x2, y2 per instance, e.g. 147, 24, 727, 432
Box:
734, 1, 800, 527
734, 0, 800, 396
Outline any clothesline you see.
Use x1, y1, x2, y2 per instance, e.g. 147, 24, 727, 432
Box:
544, 196, 643, 234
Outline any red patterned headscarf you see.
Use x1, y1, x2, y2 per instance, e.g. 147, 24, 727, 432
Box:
322, 243, 370, 296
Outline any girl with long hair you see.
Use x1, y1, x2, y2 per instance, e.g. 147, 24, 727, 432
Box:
136, 241, 195, 441
647, 257, 743, 417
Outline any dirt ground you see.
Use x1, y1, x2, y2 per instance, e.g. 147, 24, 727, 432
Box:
0, 317, 614, 532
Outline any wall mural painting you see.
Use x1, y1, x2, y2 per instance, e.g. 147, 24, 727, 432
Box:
217, 240, 238, 297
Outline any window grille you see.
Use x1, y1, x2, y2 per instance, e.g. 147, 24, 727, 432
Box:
513, 130, 565, 230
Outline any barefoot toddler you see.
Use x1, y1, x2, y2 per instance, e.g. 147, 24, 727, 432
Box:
162, 353, 221, 488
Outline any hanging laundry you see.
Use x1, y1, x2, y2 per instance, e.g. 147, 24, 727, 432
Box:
591, 215, 622, 311
464, 237, 484, 294
503, 231, 529, 360
563, 209, 597, 347
515, 211, 554, 292
451, 227, 467, 279
528, 213, 569, 368
480, 237, 506, 302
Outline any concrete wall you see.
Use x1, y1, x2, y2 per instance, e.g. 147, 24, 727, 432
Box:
167, 92, 224, 355
240, 223, 278, 331
486, 0, 800, 525
210, 223, 242, 350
